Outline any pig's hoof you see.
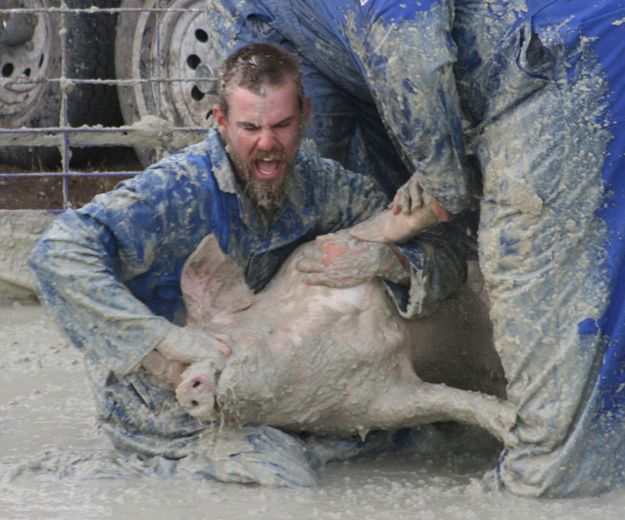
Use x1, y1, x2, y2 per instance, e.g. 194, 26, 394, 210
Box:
175, 363, 218, 420
489, 399, 518, 447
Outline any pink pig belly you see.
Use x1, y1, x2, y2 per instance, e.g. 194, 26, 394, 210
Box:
247, 247, 503, 398
181, 236, 505, 405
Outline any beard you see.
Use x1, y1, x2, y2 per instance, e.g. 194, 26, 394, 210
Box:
243, 175, 286, 215
225, 143, 290, 216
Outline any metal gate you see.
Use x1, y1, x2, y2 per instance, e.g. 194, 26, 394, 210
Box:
0, 0, 216, 210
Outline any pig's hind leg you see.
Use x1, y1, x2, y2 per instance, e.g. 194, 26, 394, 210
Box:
366, 381, 517, 446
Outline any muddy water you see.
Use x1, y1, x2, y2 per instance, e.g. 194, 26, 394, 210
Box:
1, 303, 623, 520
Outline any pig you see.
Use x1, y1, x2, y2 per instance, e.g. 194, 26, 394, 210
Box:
175, 215, 516, 446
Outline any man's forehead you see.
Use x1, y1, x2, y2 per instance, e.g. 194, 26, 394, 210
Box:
227, 82, 300, 116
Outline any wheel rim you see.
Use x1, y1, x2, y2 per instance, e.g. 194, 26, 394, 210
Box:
0, 0, 53, 123
128, 0, 218, 127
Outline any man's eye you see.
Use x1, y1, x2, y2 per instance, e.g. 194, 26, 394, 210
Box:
239, 123, 259, 131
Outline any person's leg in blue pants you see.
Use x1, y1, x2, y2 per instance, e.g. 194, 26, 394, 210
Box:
464, 0, 625, 496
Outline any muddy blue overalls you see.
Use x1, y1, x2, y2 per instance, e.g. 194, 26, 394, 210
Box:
204, 0, 625, 496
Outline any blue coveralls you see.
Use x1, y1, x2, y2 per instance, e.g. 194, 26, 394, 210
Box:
203, 0, 625, 497
29, 129, 469, 486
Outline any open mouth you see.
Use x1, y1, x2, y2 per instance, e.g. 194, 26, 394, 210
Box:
254, 158, 283, 180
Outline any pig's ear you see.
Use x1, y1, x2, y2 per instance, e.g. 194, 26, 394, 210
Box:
181, 235, 220, 324
181, 235, 254, 324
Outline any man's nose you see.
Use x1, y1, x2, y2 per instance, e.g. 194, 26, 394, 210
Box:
257, 128, 277, 150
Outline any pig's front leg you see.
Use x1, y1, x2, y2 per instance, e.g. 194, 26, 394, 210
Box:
366, 381, 518, 446
347, 208, 430, 244
349, 176, 450, 243
175, 360, 219, 420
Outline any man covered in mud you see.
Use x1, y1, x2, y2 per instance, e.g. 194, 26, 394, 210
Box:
29, 43, 470, 486
203, 0, 625, 497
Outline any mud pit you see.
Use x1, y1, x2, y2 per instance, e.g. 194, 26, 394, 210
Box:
2, 304, 624, 519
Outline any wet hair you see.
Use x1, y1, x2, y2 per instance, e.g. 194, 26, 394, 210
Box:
217, 43, 305, 116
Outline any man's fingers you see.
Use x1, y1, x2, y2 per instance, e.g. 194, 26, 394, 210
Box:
431, 197, 451, 222
295, 257, 324, 273
217, 342, 233, 357
302, 273, 337, 288
142, 350, 168, 375
157, 326, 234, 365
296, 243, 324, 266
211, 332, 233, 356
142, 350, 187, 385
391, 175, 425, 214
391, 173, 452, 221
394, 185, 411, 214
314, 233, 338, 244
408, 179, 426, 213
164, 360, 187, 386
301, 272, 360, 288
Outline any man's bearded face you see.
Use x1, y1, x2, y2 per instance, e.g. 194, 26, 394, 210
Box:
214, 80, 308, 215
224, 142, 291, 214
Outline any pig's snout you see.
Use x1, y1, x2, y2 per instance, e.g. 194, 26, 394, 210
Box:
175, 363, 218, 420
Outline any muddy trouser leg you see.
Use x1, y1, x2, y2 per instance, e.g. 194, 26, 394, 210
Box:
476, 6, 625, 497
300, 60, 357, 166
202, 0, 298, 75
301, 58, 411, 198
352, 94, 413, 198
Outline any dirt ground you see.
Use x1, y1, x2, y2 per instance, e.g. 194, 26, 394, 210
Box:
0, 149, 142, 210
